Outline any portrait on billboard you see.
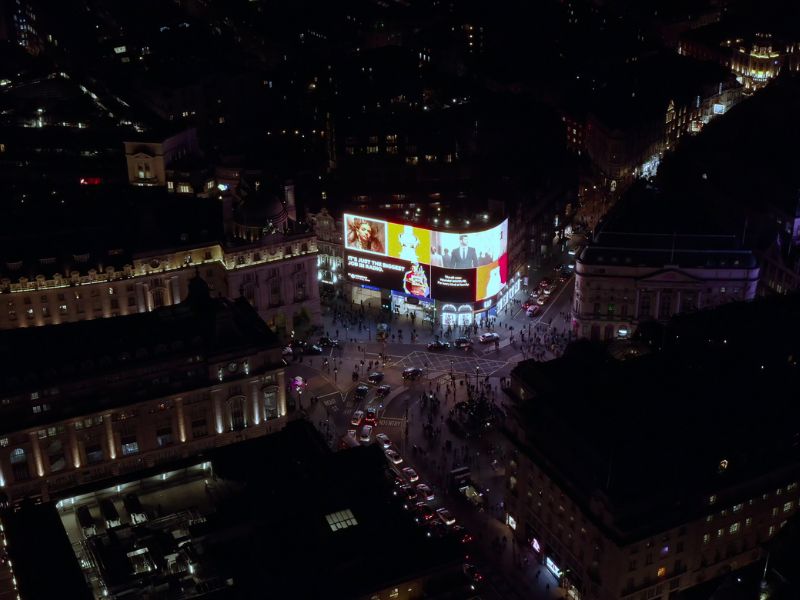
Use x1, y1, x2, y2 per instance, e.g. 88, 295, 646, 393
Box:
387, 223, 431, 264
430, 220, 508, 269
345, 215, 387, 254
402, 262, 431, 298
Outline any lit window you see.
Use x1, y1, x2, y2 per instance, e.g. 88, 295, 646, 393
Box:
702, 534, 710, 544
745, 517, 752, 527
326, 509, 358, 532
178, 184, 191, 194
121, 442, 139, 456
784, 501, 793, 513
717, 528, 724, 538
769, 525, 776, 536
657, 567, 666, 577
733, 503, 743, 512
167, 181, 174, 191
729, 522, 739, 534
777, 488, 783, 496
708, 495, 717, 505
705, 515, 713, 523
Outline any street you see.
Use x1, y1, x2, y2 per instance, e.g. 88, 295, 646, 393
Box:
284, 268, 576, 600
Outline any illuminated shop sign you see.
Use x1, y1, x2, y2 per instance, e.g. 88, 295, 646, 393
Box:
343, 213, 508, 302
546, 557, 562, 578
532, 538, 541, 553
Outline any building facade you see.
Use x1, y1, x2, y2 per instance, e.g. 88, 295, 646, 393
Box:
502, 340, 800, 600
572, 232, 759, 340
0, 230, 320, 338
0, 283, 290, 503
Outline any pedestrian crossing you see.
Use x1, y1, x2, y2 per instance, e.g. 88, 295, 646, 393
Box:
390, 351, 508, 376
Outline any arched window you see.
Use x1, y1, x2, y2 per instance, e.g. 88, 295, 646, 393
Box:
152, 288, 165, 308
10, 448, 30, 481
228, 396, 246, 431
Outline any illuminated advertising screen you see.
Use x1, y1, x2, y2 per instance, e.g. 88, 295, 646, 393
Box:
344, 214, 508, 302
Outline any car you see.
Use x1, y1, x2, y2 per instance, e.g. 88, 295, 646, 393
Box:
425, 520, 448, 538
402, 367, 423, 381
376, 433, 391, 448
453, 337, 473, 349
426, 340, 450, 351
521, 300, 534, 310
364, 408, 378, 426
398, 484, 417, 507
452, 525, 473, 544
402, 467, 419, 482
463, 563, 483, 583
436, 507, 456, 526
414, 503, 435, 523
554, 263, 565, 272
367, 371, 384, 384
526, 305, 540, 317
479, 332, 500, 343
359, 425, 373, 444
350, 410, 364, 427
537, 278, 552, 289
416, 483, 435, 501
282, 346, 294, 357
354, 384, 370, 400
318, 336, 339, 348
304, 344, 323, 355
567, 246, 577, 256
536, 295, 547, 306
385, 448, 403, 465
543, 283, 557, 296
376, 384, 391, 398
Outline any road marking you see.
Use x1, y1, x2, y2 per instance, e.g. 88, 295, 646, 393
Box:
379, 417, 405, 428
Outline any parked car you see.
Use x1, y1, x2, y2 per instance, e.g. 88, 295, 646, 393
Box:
385, 448, 403, 465
304, 344, 323, 355
536, 295, 548, 306
436, 507, 456, 526
376, 384, 391, 398
402, 367, 423, 381
463, 563, 483, 583
350, 410, 364, 427
318, 336, 339, 348
359, 425, 373, 444
426, 340, 450, 351
479, 332, 500, 343
367, 371, 384, 384
402, 467, 419, 482
416, 484, 435, 501
414, 503, 435, 523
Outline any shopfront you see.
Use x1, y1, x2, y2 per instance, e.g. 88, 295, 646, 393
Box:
391, 291, 435, 324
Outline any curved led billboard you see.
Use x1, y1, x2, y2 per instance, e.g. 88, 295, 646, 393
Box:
344, 214, 508, 302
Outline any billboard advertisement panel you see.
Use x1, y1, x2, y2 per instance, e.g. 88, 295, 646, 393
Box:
344, 214, 508, 302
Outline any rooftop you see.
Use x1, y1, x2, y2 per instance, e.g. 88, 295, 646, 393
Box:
9, 421, 469, 600
507, 293, 800, 542
579, 183, 757, 270
0, 281, 280, 427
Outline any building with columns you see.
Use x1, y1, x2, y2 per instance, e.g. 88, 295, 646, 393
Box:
0, 187, 321, 338
0, 277, 289, 502
571, 186, 759, 341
